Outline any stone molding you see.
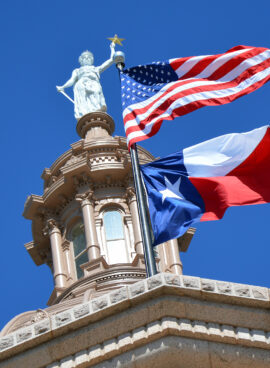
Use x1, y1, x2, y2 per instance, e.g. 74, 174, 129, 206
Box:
76, 112, 115, 139
123, 215, 132, 225
22, 130, 155, 275
53, 266, 146, 305
60, 156, 91, 177
45, 318, 270, 368
30, 309, 49, 324
1, 273, 269, 367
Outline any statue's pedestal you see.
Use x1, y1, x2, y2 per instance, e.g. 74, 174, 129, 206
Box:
76, 112, 115, 141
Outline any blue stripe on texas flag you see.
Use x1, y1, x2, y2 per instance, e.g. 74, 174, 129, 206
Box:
141, 150, 205, 246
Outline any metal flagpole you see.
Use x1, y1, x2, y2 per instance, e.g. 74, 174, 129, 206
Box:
129, 144, 157, 277
115, 52, 157, 277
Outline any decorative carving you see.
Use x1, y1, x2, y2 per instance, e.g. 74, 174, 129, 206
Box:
125, 187, 136, 204
95, 272, 145, 284
115, 149, 128, 165
93, 181, 125, 190
58, 194, 68, 205
124, 173, 134, 188
81, 171, 90, 184
44, 172, 62, 191
62, 240, 70, 252
73, 176, 80, 187
105, 175, 112, 185
30, 309, 48, 324
75, 190, 96, 206
48, 218, 59, 230
37, 206, 58, 221
73, 173, 92, 190
97, 198, 126, 206
76, 112, 116, 139
50, 176, 58, 184
64, 155, 82, 167
43, 218, 60, 236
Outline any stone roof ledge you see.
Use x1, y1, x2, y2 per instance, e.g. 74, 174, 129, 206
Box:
0, 273, 270, 368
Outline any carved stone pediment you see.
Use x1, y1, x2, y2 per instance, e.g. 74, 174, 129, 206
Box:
63, 155, 83, 167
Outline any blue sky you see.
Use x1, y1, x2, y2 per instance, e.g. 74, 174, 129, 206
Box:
1, 0, 270, 329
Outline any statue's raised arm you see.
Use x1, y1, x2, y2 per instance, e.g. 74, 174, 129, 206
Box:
97, 42, 116, 74
56, 35, 124, 120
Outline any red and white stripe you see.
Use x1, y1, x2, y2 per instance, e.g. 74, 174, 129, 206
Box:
184, 125, 270, 221
124, 46, 270, 148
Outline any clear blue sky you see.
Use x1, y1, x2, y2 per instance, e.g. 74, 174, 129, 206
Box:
1, 0, 270, 329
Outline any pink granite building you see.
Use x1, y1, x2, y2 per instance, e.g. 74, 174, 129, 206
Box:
0, 112, 269, 368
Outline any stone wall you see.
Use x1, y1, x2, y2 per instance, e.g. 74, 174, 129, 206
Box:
0, 273, 269, 367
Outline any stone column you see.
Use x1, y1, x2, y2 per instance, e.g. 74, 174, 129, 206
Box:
168, 239, 183, 275
124, 215, 135, 257
126, 187, 144, 255
95, 218, 103, 256
62, 240, 75, 283
76, 191, 100, 261
47, 219, 67, 289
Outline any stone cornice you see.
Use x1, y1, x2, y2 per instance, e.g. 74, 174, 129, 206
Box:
1, 273, 269, 367
177, 227, 196, 253
70, 140, 84, 153
52, 266, 146, 305
23, 195, 44, 219
47, 148, 73, 176
41, 168, 51, 181
26, 136, 153, 220
60, 156, 91, 176
46, 323, 270, 368
24, 241, 45, 266
38, 134, 154, 196
42, 176, 66, 204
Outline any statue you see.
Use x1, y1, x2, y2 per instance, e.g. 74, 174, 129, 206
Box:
56, 35, 124, 120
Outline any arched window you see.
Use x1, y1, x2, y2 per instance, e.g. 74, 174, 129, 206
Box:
103, 210, 128, 264
71, 221, 88, 279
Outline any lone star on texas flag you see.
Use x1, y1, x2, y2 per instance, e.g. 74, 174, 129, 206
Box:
160, 176, 185, 203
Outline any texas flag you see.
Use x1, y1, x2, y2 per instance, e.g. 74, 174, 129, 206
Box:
140, 126, 270, 246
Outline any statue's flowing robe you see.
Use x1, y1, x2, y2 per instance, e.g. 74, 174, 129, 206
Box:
73, 66, 107, 119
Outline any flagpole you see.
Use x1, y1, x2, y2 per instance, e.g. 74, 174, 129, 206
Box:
115, 54, 157, 277
129, 144, 157, 277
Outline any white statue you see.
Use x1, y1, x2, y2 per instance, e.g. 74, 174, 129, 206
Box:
56, 43, 116, 119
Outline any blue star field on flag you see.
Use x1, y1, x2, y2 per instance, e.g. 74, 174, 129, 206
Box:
121, 61, 178, 108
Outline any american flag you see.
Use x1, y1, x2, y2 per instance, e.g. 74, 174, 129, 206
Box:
121, 45, 270, 148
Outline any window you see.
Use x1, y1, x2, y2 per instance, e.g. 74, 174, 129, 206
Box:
71, 221, 88, 279
103, 210, 128, 264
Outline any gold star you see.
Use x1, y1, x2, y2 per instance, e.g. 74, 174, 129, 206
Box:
107, 34, 125, 46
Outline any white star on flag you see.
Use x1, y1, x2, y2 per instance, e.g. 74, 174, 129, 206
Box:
160, 176, 185, 203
